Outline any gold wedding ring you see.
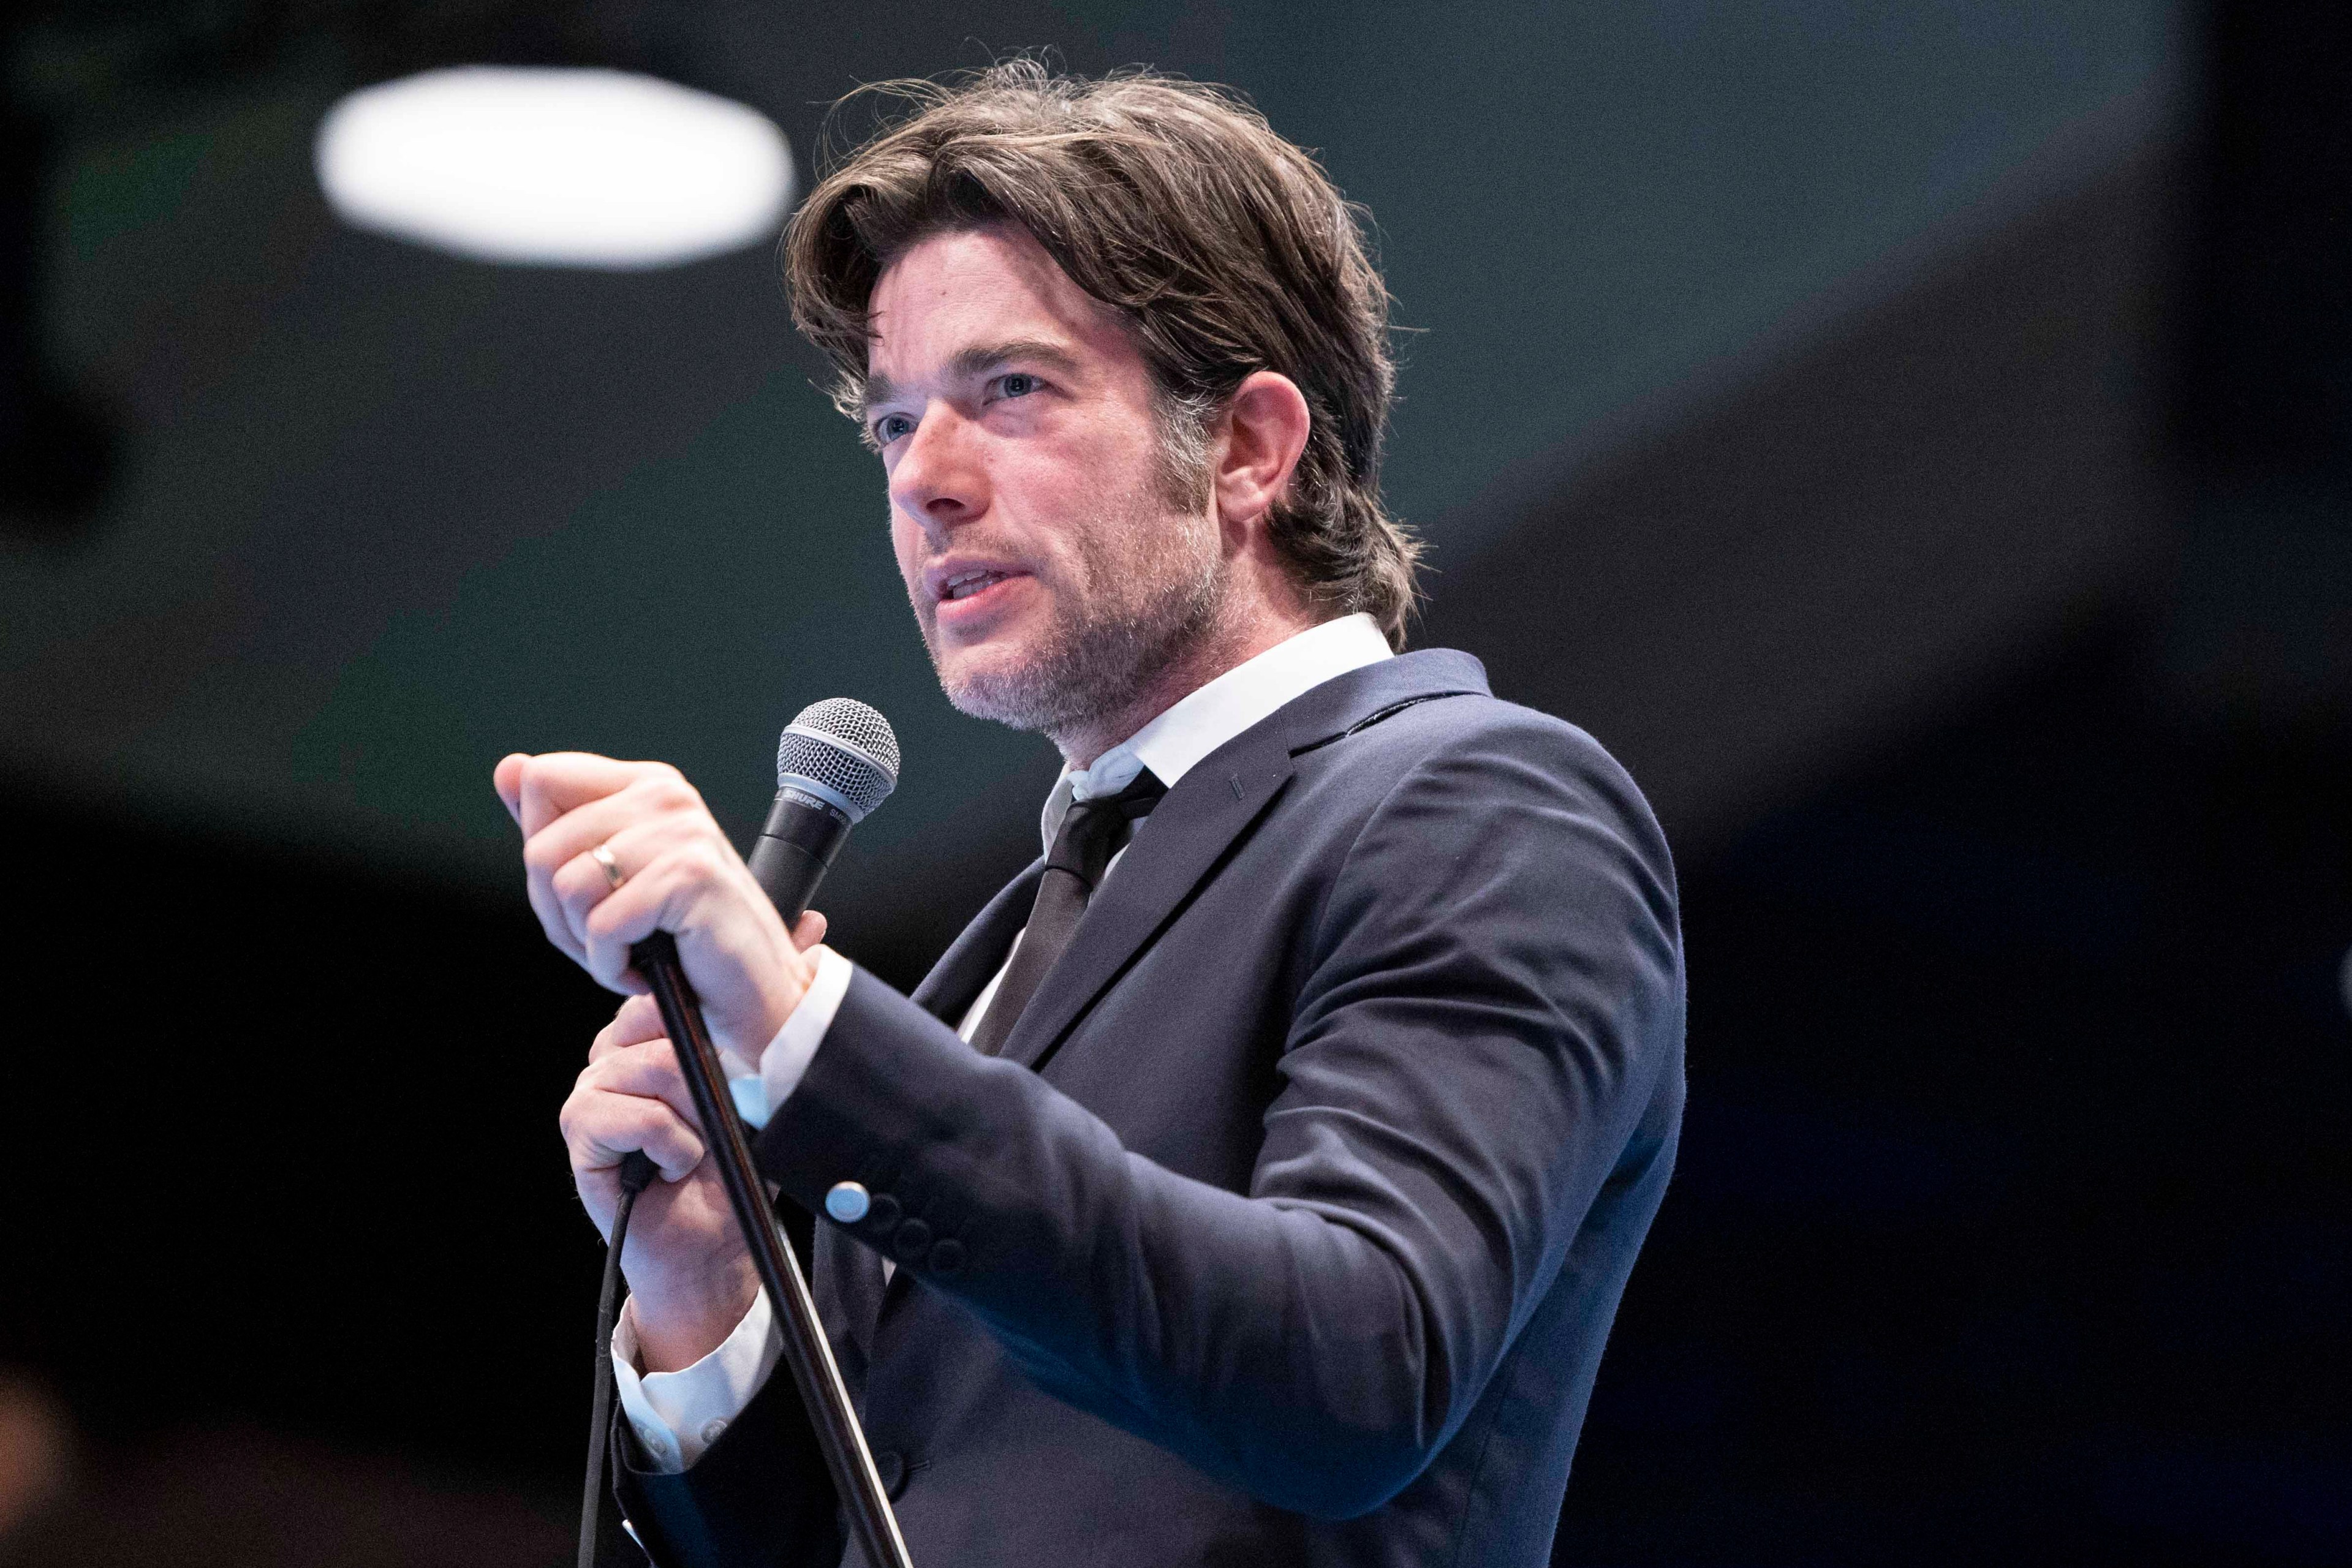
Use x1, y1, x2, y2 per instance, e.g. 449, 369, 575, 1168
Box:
589, 842, 627, 891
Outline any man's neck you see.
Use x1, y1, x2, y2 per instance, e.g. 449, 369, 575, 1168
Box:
1051, 606, 1323, 769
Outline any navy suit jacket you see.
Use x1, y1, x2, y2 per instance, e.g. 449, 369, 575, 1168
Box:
617, 649, 1685, 1567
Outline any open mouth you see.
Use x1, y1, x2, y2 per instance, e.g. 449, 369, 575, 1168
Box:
939, 567, 1016, 603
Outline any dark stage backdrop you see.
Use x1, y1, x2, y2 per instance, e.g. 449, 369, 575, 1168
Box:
5, 1, 2350, 1564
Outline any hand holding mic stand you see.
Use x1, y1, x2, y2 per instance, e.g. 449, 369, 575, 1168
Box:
579, 701, 912, 1568
632, 933, 913, 1568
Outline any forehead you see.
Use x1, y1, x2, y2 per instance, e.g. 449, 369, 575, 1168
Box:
864, 224, 1138, 388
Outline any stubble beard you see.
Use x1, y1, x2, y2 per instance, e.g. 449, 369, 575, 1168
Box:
929, 489, 1227, 746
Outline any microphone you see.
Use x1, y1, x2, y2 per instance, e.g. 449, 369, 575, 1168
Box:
745, 698, 901, 923
605, 695, 915, 1568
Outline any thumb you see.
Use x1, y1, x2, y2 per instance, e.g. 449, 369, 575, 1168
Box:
493, 753, 530, 828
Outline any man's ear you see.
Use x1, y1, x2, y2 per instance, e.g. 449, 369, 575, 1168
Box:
1214, 371, 1312, 543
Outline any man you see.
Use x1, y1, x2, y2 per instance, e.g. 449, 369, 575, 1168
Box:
499, 63, 1684, 1567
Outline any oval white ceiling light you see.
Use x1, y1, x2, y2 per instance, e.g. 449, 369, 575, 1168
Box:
316, 66, 794, 270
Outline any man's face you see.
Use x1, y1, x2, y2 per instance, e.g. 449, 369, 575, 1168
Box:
864, 224, 1223, 743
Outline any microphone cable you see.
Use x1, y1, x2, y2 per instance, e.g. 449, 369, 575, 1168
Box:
579, 1148, 658, 1568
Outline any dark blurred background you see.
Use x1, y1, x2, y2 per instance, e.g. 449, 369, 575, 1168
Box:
2, 1, 2346, 1563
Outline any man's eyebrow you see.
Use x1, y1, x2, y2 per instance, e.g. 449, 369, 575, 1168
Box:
949, 339, 1084, 381
860, 340, 1084, 418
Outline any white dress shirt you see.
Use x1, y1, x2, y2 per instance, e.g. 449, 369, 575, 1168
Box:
613, 612, 1394, 1470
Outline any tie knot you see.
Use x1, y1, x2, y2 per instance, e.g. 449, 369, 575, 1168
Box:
1048, 769, 1165, 883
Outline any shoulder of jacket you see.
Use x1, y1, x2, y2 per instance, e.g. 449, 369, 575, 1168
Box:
1294, 690, 1668, 868
1305, 686, 1617, 778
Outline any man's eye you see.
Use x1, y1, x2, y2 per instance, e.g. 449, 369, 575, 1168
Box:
999, 373, 1038, 398
873, 413, 915, 444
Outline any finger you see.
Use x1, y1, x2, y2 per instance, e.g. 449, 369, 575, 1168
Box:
562, 1081, 706, 1183
514, 752, 677, 837
578, 1039, 705, 1134
589, 993, 668, 1061
791, 910, 828, 951
545, 813, 708, 969
525, 780, 711, 971
494, 753, 529, 828
577, 837, 773, 995
521, 872, 590, 973
517, 780, 659, 971
522, 769, 705, 899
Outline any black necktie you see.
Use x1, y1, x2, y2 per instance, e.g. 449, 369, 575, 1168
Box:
968, 769, 1166, 1057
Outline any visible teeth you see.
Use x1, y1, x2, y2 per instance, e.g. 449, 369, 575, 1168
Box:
945, 571, 1002, 601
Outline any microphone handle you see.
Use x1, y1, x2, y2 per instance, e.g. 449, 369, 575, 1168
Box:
630, 932, 913, 1568
745, 783, 853, 923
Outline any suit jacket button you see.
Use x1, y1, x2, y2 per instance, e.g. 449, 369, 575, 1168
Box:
866, 1192, 902, 1230
823, 1182, 869, 1223
891, 1218, 932, 1262
874, 1449, 909, 1499
926, 1238, 965, 1276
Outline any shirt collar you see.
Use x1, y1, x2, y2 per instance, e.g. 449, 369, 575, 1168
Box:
1040, 612, 1394, 853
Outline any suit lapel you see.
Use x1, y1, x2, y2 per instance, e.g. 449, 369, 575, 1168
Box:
874, 755, 1295, 1326
995, 649, 1490, 1075
997, 747, 1294, 1074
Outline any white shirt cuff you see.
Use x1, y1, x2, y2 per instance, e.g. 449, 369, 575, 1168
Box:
611, 1289, 784, 1472
729, 946, 852, 1130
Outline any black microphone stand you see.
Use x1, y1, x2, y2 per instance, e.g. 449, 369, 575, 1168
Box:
631, 931, 915, 1568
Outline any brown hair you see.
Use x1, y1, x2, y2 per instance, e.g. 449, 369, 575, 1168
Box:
783, 60, 1423, 646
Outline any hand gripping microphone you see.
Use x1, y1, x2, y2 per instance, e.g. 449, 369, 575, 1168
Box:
582, 696, 914, 1568
746, 698, 901, 923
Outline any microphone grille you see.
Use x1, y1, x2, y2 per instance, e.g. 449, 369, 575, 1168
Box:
777, 698, 899, 822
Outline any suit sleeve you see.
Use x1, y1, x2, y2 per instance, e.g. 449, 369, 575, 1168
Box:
755, 719, 1681, 1520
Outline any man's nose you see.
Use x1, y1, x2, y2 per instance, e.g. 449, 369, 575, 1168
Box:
889, 402, 986, 541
